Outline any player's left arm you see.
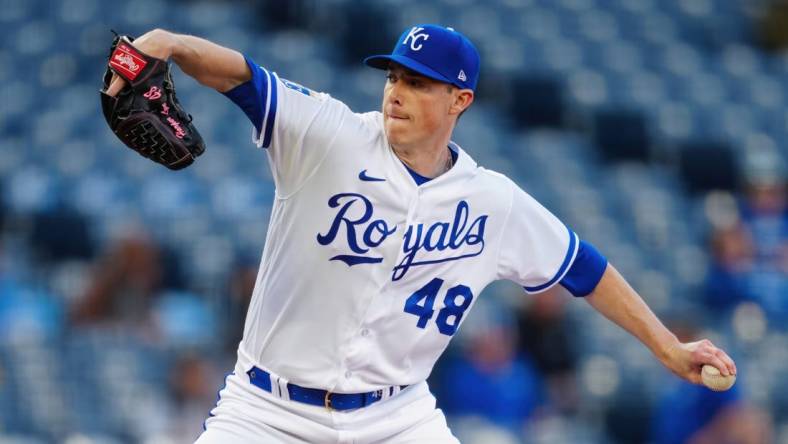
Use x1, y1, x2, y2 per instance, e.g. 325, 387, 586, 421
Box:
585, 264, 737, 385
105, 29, 251, 96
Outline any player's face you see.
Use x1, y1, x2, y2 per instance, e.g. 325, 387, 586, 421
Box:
382, 65, 457, 148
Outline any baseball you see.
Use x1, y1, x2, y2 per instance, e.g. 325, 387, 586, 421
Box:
701, 365, 736, 391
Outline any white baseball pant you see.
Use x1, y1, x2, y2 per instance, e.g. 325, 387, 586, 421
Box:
195, 364, 459, 444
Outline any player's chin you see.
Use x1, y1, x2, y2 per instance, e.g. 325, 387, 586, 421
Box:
384, 121, 410, 143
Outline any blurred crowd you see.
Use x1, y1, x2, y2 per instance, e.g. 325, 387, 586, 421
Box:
0, 159, 783, 443
1, 0, 787, 443
704, 151, 788, 324
432, 154, 785, 443
0, 213, 259, 442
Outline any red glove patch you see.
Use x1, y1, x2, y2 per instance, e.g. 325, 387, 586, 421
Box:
109, 42, 148, 81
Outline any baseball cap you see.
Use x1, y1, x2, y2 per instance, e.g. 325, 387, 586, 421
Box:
364, 24, 480, 91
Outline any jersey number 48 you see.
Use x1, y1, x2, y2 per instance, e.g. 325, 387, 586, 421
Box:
403, 278, 474, 336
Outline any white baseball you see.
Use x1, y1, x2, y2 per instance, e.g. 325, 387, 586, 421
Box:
701, 364, 736, 391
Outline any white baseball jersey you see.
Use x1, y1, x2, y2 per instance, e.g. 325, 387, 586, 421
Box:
229, 59, 578, 394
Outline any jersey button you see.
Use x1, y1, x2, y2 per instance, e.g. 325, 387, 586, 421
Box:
344, 371, 352, 379
360, 329, 370, 337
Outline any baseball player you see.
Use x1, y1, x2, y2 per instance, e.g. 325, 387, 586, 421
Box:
105, 25, 737, 443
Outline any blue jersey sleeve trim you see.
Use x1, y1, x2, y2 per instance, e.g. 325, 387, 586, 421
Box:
523, 226, 579, 293
559, 240, 608, 297
261, 71, 279, 149
222, 54, 269, 141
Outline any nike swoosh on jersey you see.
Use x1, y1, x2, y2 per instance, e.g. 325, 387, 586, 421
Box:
358, 170, 386, 182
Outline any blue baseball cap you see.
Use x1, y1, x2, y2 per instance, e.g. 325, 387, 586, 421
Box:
364, 24, 480, 91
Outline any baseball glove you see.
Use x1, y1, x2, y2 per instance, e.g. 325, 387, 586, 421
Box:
100, 33, 205, 170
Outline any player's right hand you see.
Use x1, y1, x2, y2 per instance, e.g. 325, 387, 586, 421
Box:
664, 339, 737, 385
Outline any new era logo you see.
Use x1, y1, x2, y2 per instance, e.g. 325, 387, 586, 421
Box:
458, 70, 467, 82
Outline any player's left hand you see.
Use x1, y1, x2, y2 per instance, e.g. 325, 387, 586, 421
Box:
100, 32, 205, 170
663, 339, 737, 385
106, 29, 175, 97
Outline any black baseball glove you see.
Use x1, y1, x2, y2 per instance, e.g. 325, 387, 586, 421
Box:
100, 33, 205, 170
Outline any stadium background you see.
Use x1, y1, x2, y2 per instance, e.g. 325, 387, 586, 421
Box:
0, 0, 786, 442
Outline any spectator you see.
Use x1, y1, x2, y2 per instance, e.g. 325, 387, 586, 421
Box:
438, 298, 544, 434
738, 152, 788, 322
757, 0, 788, 51
650, 321, 772, 444
517, 286, 580, 415
652, 382, 772, 444
221, 257, 258, 354
70, 231, 166, 336
164, 353, 219, 444
739, 151, 787, 268
703, 222, 755, 317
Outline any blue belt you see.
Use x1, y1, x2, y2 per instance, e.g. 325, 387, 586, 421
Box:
246, 366, 407, 411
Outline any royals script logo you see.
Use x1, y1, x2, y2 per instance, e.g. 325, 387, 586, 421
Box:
316, 193, 488, 281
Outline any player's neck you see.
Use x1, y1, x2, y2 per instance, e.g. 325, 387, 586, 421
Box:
391, 138, 454, 179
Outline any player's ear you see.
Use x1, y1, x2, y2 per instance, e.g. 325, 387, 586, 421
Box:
449, 89, 474, 116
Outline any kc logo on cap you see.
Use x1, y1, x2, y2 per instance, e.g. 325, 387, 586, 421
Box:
363, 24, 481, 91
403, 27, 430, 51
